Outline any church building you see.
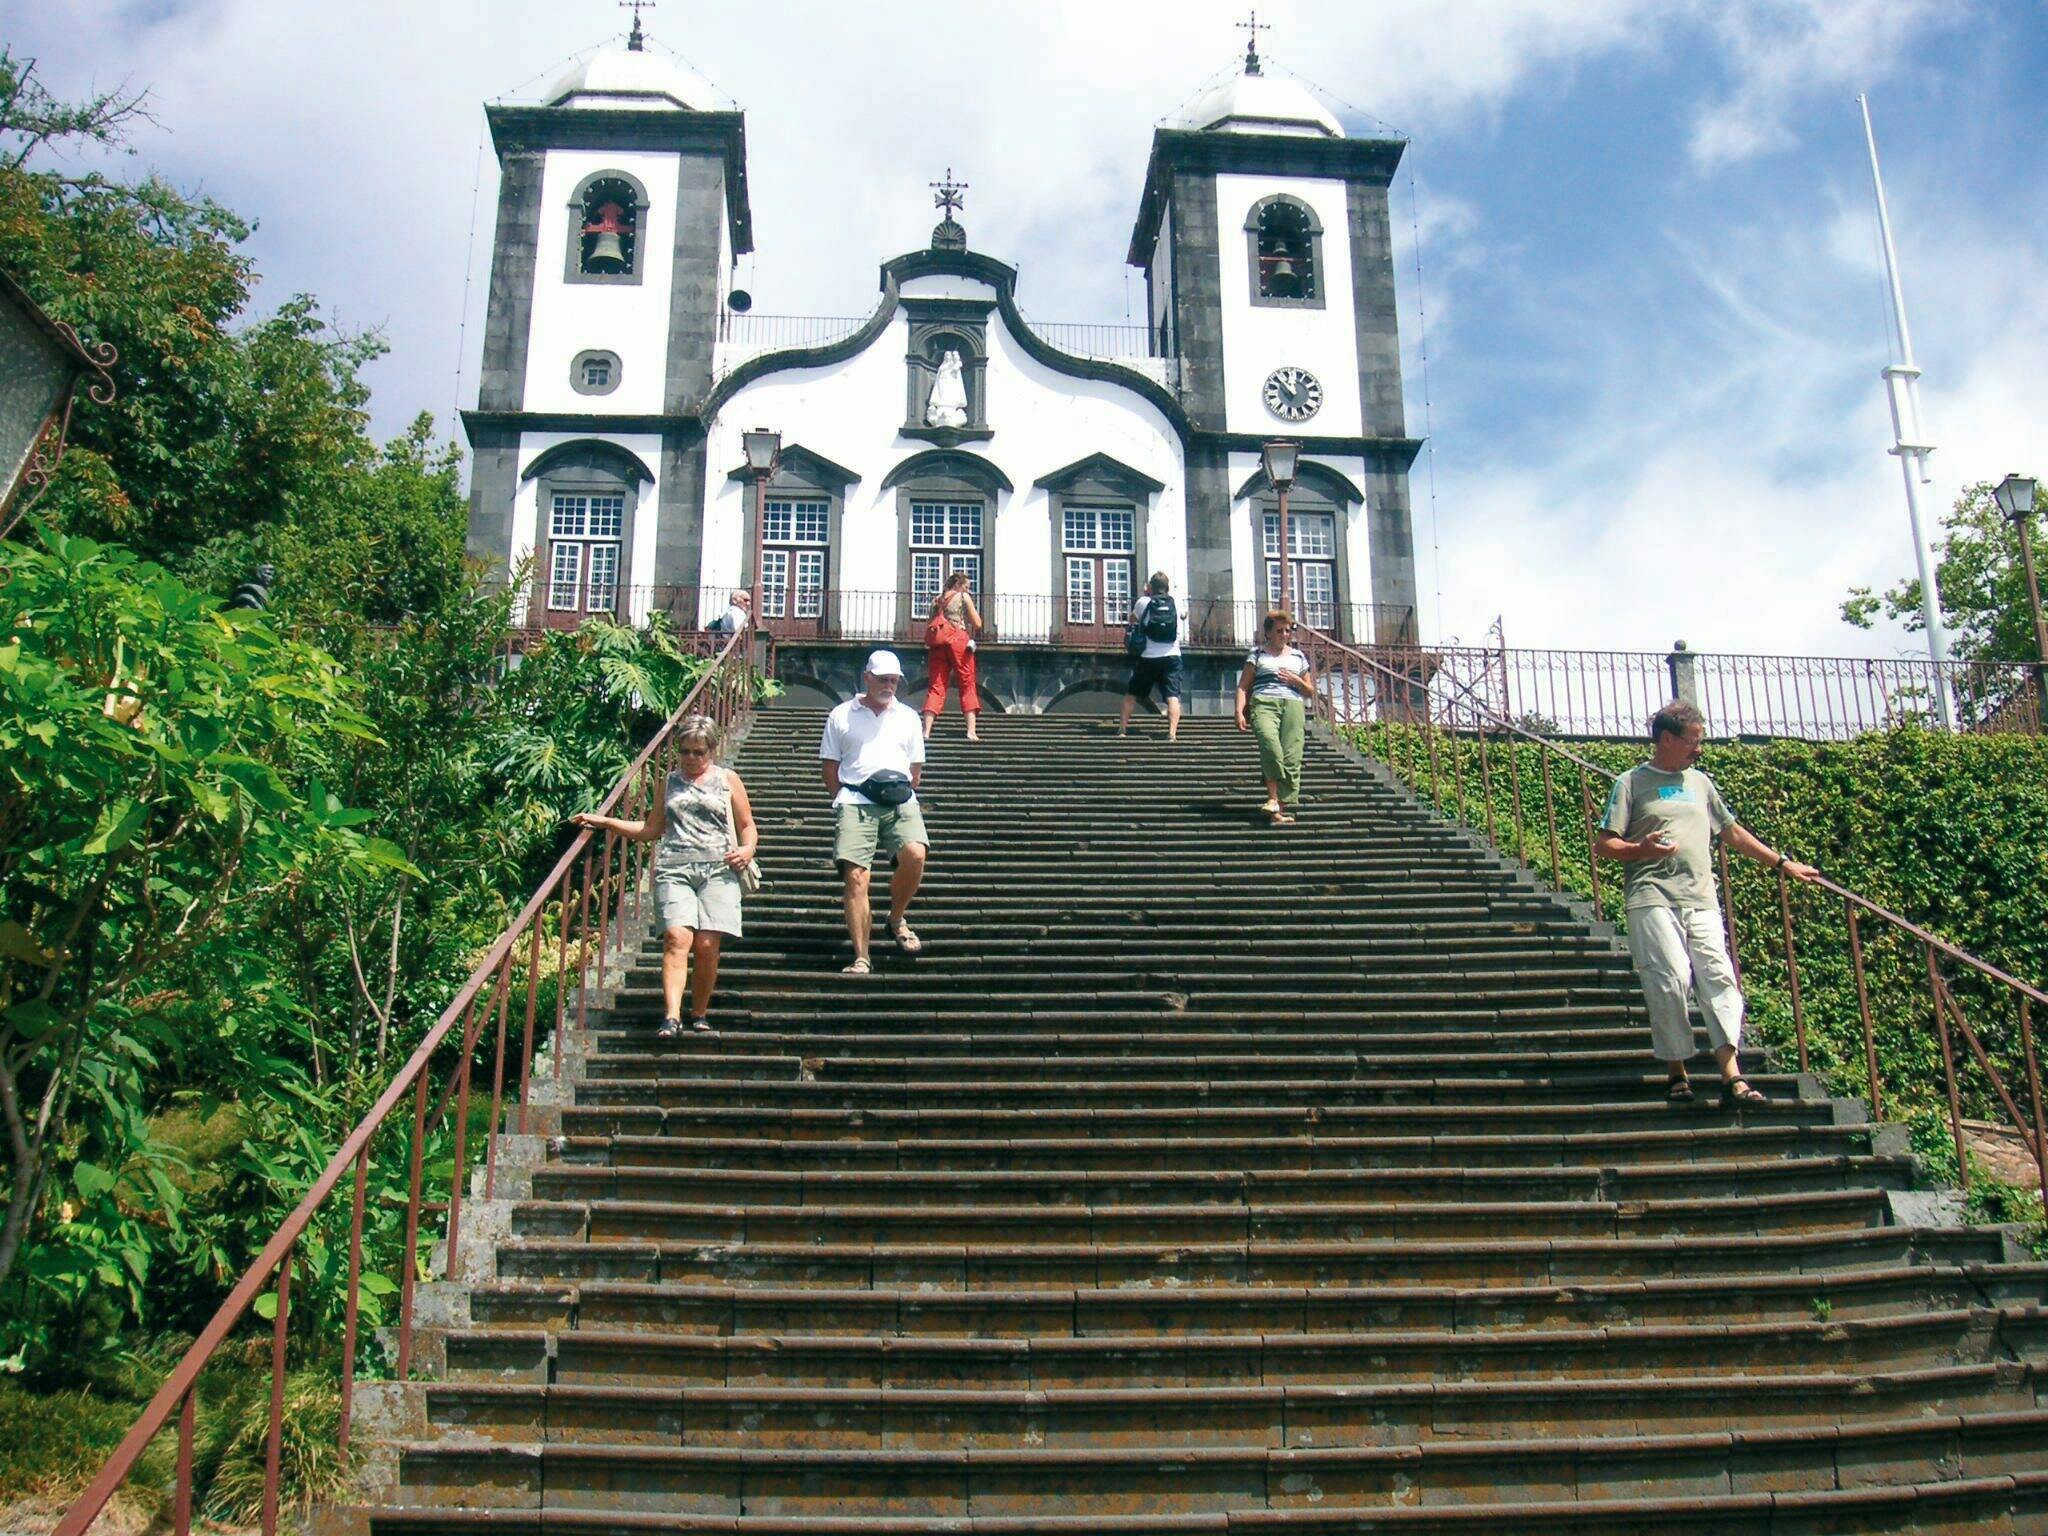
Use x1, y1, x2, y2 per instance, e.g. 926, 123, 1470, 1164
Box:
464, 15, 1421, 710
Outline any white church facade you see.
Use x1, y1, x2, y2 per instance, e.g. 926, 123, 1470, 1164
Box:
464, 21, 1421, 708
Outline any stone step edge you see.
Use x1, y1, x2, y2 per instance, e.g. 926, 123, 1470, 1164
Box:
363, 1466, 2048, 1531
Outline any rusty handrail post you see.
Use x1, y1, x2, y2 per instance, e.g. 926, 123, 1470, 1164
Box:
574, 843, 595, 1034
596, 828, 617, 980
1446, 713, 1465, 827
1938, 977, 2045, 1174
1506, 734, 1527, 867
2020, 997, 2048, 1199
259, 1243, 293, 1536
555, 865, 574, 1081
1577, 767, 1603, 911
445, 980, 497, 1280
1475, 708, 1497, 845
394, 1073, 429, 1378
1924, 943, 1971, 1190
1540, 752, 1562, 892
172, 1388, 195, 1536
1714, 843, 1745, 994
1425, 711, 1441, 810
482, 950, 515, 1200
1776, 866, 1809, 1075
1846, 902, 1884, 1121
517, 905, 545, 1133
336, 1142, 370, 1452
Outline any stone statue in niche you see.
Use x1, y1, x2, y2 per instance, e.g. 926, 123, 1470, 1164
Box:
925, 349, 969, 428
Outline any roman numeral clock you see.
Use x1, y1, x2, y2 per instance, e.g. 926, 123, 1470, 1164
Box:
1263, 366, 1322, 422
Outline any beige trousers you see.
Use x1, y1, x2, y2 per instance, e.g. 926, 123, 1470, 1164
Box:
1624, 904, 1745, 1064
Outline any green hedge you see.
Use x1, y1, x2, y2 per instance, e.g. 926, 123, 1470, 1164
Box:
1340, 723, 2048, 1133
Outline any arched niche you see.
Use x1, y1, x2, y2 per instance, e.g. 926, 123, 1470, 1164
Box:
565, 169, 652, 286
1244, 193, 1325, 309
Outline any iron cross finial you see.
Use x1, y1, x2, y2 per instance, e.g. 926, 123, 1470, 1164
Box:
1237, 9, 1270, 73
620, 0, 655, 50
931, 168, 969, 219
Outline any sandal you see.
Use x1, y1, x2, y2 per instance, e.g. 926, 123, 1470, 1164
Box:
1666, 1077, 1694, 1103
1259, 797, 1280, 815
888, 919, 924, 955
1270, 810, 1297, 826
1723, 1076, 1768, 1105
656, 1017, 685, 1040
689, 1016, 713, 1033
841, 956, 873, 976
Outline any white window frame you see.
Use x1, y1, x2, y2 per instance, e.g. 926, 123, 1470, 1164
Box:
761, 496, 829, 620
1262, 510, 1337, 630
547, 491, 627, 615
909, 499, 983, 616
1063, 504, 1136, 627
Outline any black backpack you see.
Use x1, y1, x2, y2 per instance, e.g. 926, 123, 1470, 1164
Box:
1141, 595, 1177, 643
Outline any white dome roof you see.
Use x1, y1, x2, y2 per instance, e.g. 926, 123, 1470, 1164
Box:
1170, 69, 1343, 138
545, 46, 720, 112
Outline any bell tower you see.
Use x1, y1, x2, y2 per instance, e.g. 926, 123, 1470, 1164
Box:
1128, 23, 1419, 639
464, 23, 753, 609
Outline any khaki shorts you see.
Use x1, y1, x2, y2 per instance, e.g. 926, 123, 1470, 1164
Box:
653, 861, 743, 937
834, 800, 930, 870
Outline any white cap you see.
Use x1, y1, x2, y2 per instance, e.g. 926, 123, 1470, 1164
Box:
864, 649, 906, 677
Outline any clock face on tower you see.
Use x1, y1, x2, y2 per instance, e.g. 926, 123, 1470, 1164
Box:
1263, 366, 1323, 423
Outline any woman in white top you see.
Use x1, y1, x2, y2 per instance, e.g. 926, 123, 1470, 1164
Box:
1234, 610, 1315, 825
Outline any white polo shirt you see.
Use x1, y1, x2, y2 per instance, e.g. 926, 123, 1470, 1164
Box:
819, 695, 925, 808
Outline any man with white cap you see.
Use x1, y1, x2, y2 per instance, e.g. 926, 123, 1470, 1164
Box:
819, 650, 930, 974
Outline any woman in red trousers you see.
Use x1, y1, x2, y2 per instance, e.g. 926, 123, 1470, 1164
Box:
922, 570, 983, 742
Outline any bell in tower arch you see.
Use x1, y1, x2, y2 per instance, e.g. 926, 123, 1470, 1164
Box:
583, 202, 629, 273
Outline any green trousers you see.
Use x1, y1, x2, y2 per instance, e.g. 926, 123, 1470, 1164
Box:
1250, 695, 1305, 806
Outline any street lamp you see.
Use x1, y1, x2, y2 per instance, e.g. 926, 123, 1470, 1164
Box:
741, 427, 782, 626
1261, 439, 1300, 619
1992, 472, 2046, 723
0, 269, 116, 540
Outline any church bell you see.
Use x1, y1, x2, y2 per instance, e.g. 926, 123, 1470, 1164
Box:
583, 202, 629, 270
1268, 253, 1299, 288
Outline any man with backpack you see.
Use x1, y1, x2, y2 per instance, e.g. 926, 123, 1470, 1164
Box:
1119, 572, 1183, 742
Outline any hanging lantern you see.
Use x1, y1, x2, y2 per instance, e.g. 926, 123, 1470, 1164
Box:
583, 202, 629, 271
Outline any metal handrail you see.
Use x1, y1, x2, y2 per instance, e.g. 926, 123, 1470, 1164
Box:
54, 631, 762, 1536
1299, 625, 2048, 1198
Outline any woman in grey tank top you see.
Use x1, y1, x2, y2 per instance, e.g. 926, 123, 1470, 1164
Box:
573, 716, 758, 1035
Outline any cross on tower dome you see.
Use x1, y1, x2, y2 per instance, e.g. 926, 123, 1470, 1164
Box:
620, 0, 654, 51
929, 167, 969, 252
1236, 9, 1270, 75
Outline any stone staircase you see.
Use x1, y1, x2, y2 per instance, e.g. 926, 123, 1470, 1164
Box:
362, 711, 2048, 1534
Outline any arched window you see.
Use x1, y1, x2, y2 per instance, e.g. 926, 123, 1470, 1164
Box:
565, 171, 651, 286
1245, 195, 1325, 308
521, 441, 653, 625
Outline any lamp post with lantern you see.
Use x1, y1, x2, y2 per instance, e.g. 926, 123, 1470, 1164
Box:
0, 269, 116, 540
1261, 439, 1300, 622
741, 427, 782, 633
1991, 473, 2046, 724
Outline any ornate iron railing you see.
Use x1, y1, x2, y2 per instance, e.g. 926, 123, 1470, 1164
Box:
1299, 625, 2048, 1202
53, 632, 763, 1536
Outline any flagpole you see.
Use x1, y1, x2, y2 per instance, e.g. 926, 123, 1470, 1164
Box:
1859, 92, 1953, 727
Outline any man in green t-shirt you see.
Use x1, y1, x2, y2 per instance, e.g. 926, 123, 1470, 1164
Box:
1594, 702, 1820, 1104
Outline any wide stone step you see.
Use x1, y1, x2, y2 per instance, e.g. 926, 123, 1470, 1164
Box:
570, 1071, 1810, 1112
368, 1472, 2048, 1536
439, 1308, 2040, 1390
456, 1263, 2048, 1338
383, 1406, 2048, 1515
557, 1123, 1881, 1173
417, 1360, 2044, 1450
554, 1097, 1844, 1142
489, 1226, 2017, 1291
525, 1155, 1918, 1211
510, 1186, 1893, 1246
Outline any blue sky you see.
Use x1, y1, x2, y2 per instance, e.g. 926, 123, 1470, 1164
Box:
12, 0, 2047, 656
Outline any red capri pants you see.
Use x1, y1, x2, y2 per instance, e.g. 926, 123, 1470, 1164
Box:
924, 622, 980, 714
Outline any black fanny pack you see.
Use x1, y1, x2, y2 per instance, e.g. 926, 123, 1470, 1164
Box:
849, 770, 916, 807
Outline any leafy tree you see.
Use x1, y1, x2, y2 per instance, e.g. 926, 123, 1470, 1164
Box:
0, 527, 406, 1337
1843, 479, 2048, 664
